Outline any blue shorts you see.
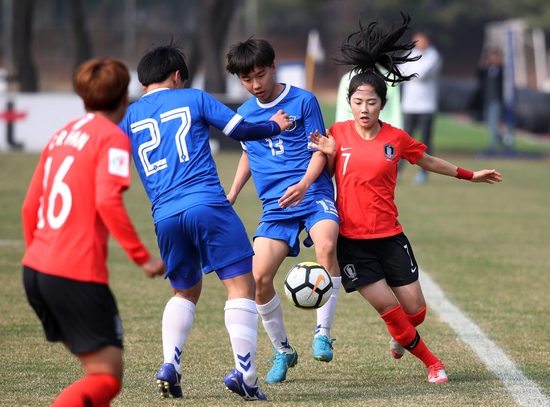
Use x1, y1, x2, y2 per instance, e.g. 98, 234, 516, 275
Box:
155, 203, 254, 290
254, 198, 339, 257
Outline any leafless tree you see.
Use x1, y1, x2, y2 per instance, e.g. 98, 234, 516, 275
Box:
14, 0, 38, 92
13, 0, 93, 92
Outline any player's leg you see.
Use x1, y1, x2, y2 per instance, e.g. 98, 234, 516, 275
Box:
389, 233, 427, 326
219, 262, 266, 401
357, 280, 447, 383
253, 233, 298, 383
51, 346, 123, 407
308, 216, 341, 362
253, 236, 294, 348
23, 267, 126, 406
154, 214, 203, 398
370, 234, 447, 383
195, 203, 266, 399
414, 113, 434, 183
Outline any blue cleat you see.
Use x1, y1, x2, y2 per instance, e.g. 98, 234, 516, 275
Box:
265, 345, 298, 383
156, 363, 183, 398
312, 335, 335, 362
224, 369, 267, 401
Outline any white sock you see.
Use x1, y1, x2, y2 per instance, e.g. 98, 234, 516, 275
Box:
162, 296, 195, 374
315, 276, 341, 338
225, 298, 259, 386
256, 293, 290, 353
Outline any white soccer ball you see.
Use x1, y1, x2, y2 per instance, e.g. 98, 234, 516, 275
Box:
283, 261, 333, 310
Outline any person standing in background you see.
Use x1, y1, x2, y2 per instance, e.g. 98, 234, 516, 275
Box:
477, 48, 504, 153
400, 30, 443, 184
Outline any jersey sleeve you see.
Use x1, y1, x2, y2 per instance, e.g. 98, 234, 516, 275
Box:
201, 91, 244, 136
302, 93, 326, 140
95, 131, 150, 265
400, 130, 427, 164
21, 151, 47, 246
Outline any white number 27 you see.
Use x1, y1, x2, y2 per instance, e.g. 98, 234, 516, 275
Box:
131, 107, 192, 176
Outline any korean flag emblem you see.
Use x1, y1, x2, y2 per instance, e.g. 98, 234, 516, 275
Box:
384, 144, 395, 160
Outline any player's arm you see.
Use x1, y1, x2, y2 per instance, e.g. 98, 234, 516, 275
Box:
21, 153, 47, 246
230, 110, 291, 141
279, 150, 327, 209
416, 153, 502, 184
227, 151, 252, 205
96, 182, 165, 277
308, 129, 336, 177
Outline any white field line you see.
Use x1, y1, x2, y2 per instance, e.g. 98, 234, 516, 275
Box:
420, 270, 549, 407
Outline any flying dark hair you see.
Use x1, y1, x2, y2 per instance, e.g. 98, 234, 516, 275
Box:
334, 12, 420, 106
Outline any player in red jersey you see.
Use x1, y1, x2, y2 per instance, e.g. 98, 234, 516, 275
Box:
309, 13, 502, 384
21, 57, 165, 406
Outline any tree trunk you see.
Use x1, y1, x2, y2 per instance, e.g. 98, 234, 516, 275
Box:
13, 0, 38, 92
67, 0, 93, 70
197, 0, 237, 93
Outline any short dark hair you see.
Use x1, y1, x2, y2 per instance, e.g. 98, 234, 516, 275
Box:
73, 57, 129, 112
226, 38, 275, 76
137, 42, 190, 87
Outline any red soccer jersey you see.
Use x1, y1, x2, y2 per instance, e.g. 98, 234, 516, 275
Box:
22, 113, 150, 284
329, 120, 426, 239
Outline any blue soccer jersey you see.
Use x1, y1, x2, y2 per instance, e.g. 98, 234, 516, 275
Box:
119, 88, 243, 222
238, 84, 334, 215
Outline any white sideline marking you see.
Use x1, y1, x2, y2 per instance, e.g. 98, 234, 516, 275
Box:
420, 270, 549, 407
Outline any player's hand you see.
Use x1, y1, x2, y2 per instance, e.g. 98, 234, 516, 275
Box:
471, 169, 502, 184
270, 109, 291, 133
226, 192, 237, 205
308, 129, 336, 156
141, 255, 165, 278
279, 182, 307, 209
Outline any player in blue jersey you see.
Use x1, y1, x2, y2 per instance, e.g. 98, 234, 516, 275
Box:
225, 38, 342, 384
119, 43, 291, 401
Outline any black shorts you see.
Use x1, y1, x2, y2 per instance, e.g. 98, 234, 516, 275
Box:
23, 266, 123, 354
337, 233, 420, 293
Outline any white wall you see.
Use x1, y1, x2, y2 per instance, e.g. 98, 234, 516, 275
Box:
0, 93, 86, 153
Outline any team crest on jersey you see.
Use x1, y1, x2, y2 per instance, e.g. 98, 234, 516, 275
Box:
343, 264, 358, 281
285, 116, 297, 132
384, 144, 395, 160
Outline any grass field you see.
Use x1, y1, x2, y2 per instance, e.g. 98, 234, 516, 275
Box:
1, 114, 550, 406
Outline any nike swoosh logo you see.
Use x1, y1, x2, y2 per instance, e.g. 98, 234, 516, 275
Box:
308, 274, 327, 298
340, 147, 352, 151
411, 267, 417, 273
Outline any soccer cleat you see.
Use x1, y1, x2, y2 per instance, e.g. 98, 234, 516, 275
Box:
312, 335, 335, 362
156, 363, 183, 398
427, 360, 449, 383
224, 368, 267, 401
389, 337, 405, 359
265, 345, 298, 383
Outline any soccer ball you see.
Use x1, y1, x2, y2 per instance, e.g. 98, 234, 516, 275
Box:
283, 261, 333, 310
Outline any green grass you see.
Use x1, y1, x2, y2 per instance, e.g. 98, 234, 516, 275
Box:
1, 114, 550, 406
